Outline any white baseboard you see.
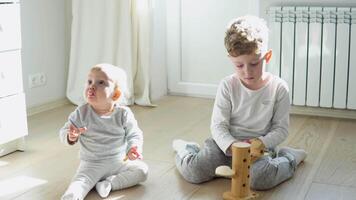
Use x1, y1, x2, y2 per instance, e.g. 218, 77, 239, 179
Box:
168, 92, 215, 99
291, 106, 356, 119
166, 94, 356, 119
27, 98, 72, 116
0, 137, 25, 157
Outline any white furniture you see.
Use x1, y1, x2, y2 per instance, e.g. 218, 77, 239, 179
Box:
0, 0, 28, 157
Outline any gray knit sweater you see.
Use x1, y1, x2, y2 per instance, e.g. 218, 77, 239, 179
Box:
59, 104, 143, 161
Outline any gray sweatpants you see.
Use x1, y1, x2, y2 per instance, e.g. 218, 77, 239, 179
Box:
62, 159, 148, 199
175, 138, 296, 190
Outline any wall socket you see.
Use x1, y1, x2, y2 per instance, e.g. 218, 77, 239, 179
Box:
29, 73, 46, 88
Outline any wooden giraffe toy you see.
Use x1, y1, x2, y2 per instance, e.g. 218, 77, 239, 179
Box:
215, 142, 259, 200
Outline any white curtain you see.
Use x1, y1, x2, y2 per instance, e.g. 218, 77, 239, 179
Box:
66, 0, 152, 106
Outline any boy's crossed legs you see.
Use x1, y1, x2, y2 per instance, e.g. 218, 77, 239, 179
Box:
173, 137, 306, 190
173, 138, 232, 184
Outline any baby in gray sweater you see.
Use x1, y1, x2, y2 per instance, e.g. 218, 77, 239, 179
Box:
60, 64, 147, 200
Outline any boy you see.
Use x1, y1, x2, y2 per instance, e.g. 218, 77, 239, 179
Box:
172, 15, 307, 190
60, 64, 148, 200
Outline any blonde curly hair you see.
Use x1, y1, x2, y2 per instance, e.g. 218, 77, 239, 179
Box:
224, 15, 269, 57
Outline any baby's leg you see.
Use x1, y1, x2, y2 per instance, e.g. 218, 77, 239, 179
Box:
250, 147, 307, 190
61, 161, 105, 200
174, 137, 231, 184
106, 160, 148, 191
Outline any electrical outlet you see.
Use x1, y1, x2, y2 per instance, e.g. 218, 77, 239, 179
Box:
38, 73, 46, 86
28, 73, 46, 88
28, 74, 37, 88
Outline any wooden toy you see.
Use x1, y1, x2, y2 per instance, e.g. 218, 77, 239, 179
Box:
215, 142, 258, 200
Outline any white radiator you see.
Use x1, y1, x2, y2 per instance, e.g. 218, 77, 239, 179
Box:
267, 7, 356, 110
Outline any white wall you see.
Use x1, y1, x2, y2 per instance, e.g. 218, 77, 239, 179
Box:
166, 0, 259, 98
20, 0, 356, 108
164, 0, 356, 99
21, 0, 70, 108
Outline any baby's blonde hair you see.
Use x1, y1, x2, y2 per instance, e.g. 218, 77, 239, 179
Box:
88, 63, 129, 104
224, 15, 269, 57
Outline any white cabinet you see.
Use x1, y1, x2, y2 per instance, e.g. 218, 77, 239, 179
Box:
0, 1, 21, 51
0, 0, 28, 157
0, 93, 27, 143
0, 51, 23, 96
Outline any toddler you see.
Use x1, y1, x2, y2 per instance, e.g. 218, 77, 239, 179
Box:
60, 63, 148, 199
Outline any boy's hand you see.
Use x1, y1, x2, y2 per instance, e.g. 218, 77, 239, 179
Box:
249, 138, 265, 163
226, 144, 233, 156
124, 146, 142, 161
67, 124, 87, 144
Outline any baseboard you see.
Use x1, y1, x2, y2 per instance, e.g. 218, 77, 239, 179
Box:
168, 92, 215, 99
166, 94, 356, 119
0, 137, 25, 157
291, 106, 356, 119
27, 98, 72, 116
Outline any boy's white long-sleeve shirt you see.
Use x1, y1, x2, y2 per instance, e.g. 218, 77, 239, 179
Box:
211, 73, 290, 154
59, 104, 143, 161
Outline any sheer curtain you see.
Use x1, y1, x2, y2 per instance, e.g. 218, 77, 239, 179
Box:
66, 0, 152, 106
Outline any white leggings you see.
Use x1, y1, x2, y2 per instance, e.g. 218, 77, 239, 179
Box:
62, 159, 148, 200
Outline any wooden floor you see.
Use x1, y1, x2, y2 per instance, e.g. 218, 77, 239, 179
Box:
1, 95, 356, 200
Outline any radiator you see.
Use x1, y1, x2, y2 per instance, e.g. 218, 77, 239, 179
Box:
267, 6, 356, 110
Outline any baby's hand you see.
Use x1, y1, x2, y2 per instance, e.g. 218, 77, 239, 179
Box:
67, 124, 87, 144
125, 146, 142, 161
